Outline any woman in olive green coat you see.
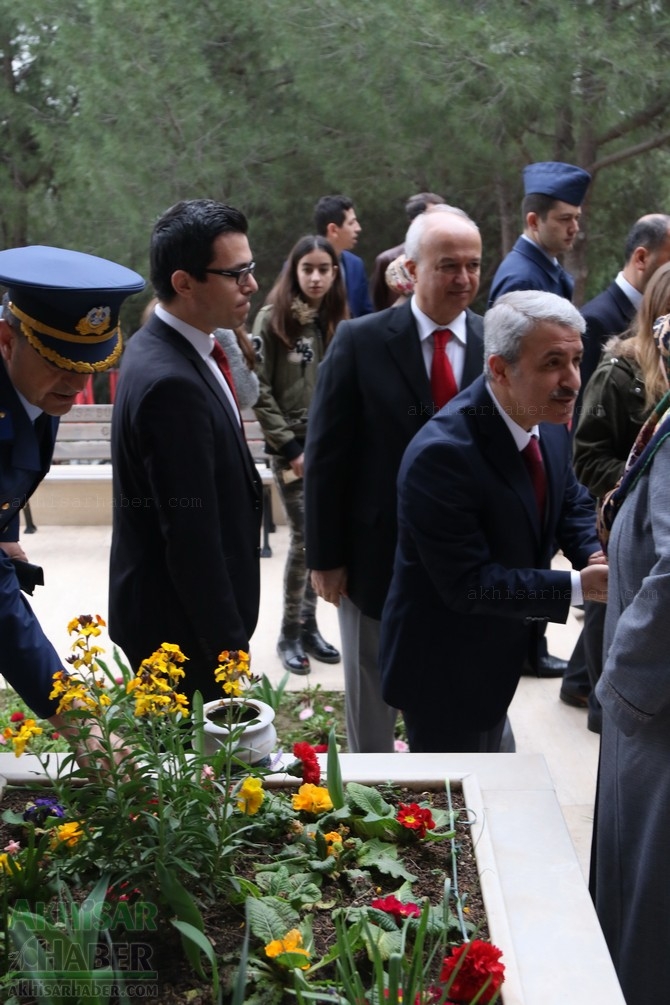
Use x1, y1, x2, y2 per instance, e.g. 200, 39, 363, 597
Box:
253, 235, 348, 673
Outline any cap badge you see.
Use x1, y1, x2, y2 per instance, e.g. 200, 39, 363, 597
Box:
76, 306, 112, 336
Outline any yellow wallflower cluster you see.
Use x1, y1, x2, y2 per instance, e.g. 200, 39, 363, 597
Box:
126, 644, 190, 718
3, 718, 43, 757
50, 821, 84, 849
50, 670, 112, 716
67, 614, 107, 671
213, 649, 253, 698
291, 784, 333, 814
236, 776, 265, 815
265, 928, 310, 968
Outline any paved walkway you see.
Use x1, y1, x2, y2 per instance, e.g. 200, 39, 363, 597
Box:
19, 522, 598, 879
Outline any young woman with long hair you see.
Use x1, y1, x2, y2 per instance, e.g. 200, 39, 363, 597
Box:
252, 235, 348, 673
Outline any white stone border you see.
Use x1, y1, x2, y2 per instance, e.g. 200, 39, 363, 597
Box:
0, 751, 625, 1005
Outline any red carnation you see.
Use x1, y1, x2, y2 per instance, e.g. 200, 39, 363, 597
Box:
397, 802, 436, 839
9, 711, 25, 723
371, 894, 422, 921
439, 939, 505, 1004
292, 741, 321, 785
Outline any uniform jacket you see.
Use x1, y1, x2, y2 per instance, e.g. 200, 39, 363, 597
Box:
109, 314, 262, 702
252, 304, 327, 461
304, 299, 485, 620
488, 236, 574, 307
341, 250, 374, 317
0, 361, 62, 718
573, 350, 647, 501
579, 281, 635, 393
380, 375, 598, 731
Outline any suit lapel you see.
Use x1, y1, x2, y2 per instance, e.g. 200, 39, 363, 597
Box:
462, 311, 485, 387
151, 320, 259, 493
383, 301, 432, 403
473, 380, 543, 543
609, 282, 636, 328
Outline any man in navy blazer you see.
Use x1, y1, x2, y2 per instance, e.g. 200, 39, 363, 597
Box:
580, 213, 670, 392
379, 291, 607, 752
109, 200, 262, 703
314, 194, 373, 317
305, 206, 484, 752
488, 161, 591, 307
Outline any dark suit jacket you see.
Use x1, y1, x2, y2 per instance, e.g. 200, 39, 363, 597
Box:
579, 281, 635, 395
488, 236, 574, 307
304, 299, 484, 620
109, 315, 262, 701
0, 361, 61, 718
341, 250, 374, 317
379, 375, 598, 731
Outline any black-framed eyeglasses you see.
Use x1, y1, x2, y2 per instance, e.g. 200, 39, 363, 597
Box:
204, 262, 256, 286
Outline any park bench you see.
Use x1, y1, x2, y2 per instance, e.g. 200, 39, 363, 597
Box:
32, 405, 276, 555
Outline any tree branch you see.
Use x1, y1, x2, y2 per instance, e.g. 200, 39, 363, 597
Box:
597, 96, 670, 145
590, 131, 670, 174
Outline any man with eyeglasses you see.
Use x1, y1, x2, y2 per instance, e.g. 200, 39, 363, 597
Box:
109, 199, 263, 703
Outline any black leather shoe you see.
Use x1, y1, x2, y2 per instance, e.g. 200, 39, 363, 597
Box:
301, 627, 341, 664
277, 637, 310, 675
559, 684, 590, 708
522, 654, 568, 678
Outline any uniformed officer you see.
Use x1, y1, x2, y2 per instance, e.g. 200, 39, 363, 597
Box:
488, 161, 592, 307
0, 245, 144, 736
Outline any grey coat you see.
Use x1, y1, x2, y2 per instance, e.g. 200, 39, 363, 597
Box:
594, 438, 670, 1005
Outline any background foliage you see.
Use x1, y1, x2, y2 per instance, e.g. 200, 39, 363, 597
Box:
1, 0, 670, 327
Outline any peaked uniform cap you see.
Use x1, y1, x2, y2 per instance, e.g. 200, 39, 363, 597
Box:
0, 246, 145, 373
522, 162, 591, 206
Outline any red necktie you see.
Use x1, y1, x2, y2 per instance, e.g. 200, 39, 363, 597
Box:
210, 340, 240, 411
431, 329, 458, 409
522, 436, 546, 520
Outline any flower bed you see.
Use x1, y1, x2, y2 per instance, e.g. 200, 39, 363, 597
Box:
0, 618, 508, 1005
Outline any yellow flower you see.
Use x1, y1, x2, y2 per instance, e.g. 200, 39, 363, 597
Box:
237, 776, 265, 815
67, 614, 106, 637
0, 853, 20, 874
4, 719, 43, 757
214, 650, 253, 697
292, 784, 333, 815
265, 928, 310, 968
323, 830, 343, 857
50, 821, 84, 849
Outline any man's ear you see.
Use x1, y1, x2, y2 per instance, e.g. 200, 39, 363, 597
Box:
0, 320, 15, 363
170, 269, 193, 298
630, 245, 649, 275
525, 211, 539, 233
487, 353, 509, 384
404, 257, 418, 282
325, 222, 339, 242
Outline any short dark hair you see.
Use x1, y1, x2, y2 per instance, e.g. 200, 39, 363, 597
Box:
405, 192, 445, 222
522, 192, 557, 221
623, 214, 670, 264
150, 199, 248, 302
314, 195, 354, 235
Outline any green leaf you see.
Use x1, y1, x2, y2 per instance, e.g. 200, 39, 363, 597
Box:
344, 783, 395, 817
326, 728, 345, 809
245, 896, 299, 942
155, 862, 206, 977
358, 840, 417, 882
359, 922, 403, 962
170, 920, 219, 1000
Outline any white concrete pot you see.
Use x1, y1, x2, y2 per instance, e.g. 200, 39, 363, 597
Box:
201, 698, 277, 765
